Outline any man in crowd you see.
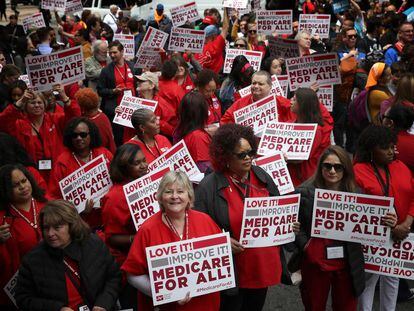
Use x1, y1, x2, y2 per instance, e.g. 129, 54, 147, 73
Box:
103, 4, 119, 33
385, 21, 414, 66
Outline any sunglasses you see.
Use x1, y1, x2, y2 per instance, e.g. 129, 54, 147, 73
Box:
248, 30, 257, 34
71, 132, 89, 139
347, 34, 357, 39
234, 43, 246, 48
233, 149, 256, 160
322, 163, 344, 172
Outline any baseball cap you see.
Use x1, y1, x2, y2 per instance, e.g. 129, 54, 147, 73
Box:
136, 71, 159, 89
156, 3, 164, 11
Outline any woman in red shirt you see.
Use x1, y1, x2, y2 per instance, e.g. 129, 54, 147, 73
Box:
195, 69, 222, 127
0, 164, 47, 308
175, 91, 211, 173
122, 171, 222, 311
171, 54, 195, 93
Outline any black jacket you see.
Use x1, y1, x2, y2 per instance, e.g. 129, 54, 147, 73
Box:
295, 181, 365, 296
15, 234, 122, 311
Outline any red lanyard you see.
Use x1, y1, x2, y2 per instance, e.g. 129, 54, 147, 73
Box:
115, 63, 128, 84
144, 140, 161, 158
10, 199, 38, 229
72, 151, 93, 167
164, 211, 189, 240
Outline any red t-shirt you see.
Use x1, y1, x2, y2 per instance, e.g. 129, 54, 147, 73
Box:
64, 257, 85, 309
222, 171, 282, 288
154, 94, 177, 137
122, 210, 221, 311
206, 95, 222, 125
114, 63, 136, 105
183, 129, 211, 163
180, 74, 195, 93
126, 135, 172, 164
195, 35, 225, 73
158, 78, 186, 115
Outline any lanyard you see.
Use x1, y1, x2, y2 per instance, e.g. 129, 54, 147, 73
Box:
371, 163, 390, 196
164, 211, 189, 240
229, 176, 251, 201
115, 63, 128, 85
63, 259, 80, 280
72, 151, 93, 167
144, 140, 161, 158
10, 199, 38, 229
30, 123, 47, 156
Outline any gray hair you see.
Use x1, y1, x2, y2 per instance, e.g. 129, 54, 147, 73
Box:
295, 30, 311, 41
156, 171, 194, 212
92, 40, 107, 54
253, 70, 272, 86
131, 108, 153, 133
109, 4, 118, 10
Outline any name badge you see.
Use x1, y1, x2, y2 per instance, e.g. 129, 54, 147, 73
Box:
38, 159, 52, 171
124, 90, 132, 97
78, 305, 90, 311
326, 246, 344, 260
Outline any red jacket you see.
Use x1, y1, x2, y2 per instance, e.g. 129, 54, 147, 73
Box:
154, 94, 177, 137
194, 35, 225, 73
158, 78, 186, 115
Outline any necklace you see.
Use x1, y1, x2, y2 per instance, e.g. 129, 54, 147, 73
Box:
164, 211, 189, 240
144, 139, 161, 158
10, 198, 38, 229
72, 151, 93, 167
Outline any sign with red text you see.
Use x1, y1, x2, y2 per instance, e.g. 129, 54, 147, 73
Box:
317, 85, 333, 112
363, 234, 414, 280
114, 34, 135, 59
134, 46, 162, 69
298, 14, 331, 39
25, 46, 84, 92
170, 2, 200, 27
286, 53, 340, 91
19, 75, 30, 87
124, 166, 171, 230
223, 49, 262, 74
113, 95, 157, 128
141, 27, 169, 49
311, 189, 394, 246
168, 28, 205, 53
65, 0, 83, 15
238, 75, 285, 98
148, 140, 202, 181
147, 232, 235, 305
240, 194, 300, 247
277, 75, 289, 97
258, 122, 317, 160
268, 37, 299, 59
41, 0, 65, 11
59, 155, 112, 213
253, 152, 294, 195
223, 0, 248, 9
3, 271, 18, 307
234, 94, 278, 136
257, 10, 292, 35
22, 12, 46, 33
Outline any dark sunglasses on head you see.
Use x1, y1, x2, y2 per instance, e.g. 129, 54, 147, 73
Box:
71, 132, 89, 139
248, 30, 257, 34
233, 149, 256, 160
322, 163, 344, 172
347, 34, 357, 39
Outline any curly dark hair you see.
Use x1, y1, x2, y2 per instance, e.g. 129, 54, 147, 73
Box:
63, 117, 102, 150
195, 69, 219, 88
209, 124, 257, 172
355, 125, 397, 163
386, 104, 414, 131
110, 144, 143, 183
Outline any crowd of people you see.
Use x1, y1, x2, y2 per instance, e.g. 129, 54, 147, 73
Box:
0, 0, 413, 310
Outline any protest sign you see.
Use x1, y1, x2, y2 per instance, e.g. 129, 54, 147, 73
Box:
146, 232, 235, 305
22, 12, 46, 33
3, 271, 18, 307
141, 26, 169, 49
258, 122, 317, 160
25, 46, 84, 92
223, 49, 262, 74
170, 2, 200, 27
41, 0, 65, 11
277, 75, 289, 97
114, 34, 135, 59
253, 152, 294, 195
237, 75, 285, 99
257, 10, 292, 35
19, 75, 30, 87
168, 28, 205, 53
148, 140, 202, 181
124, 166, 171, 230
333, 0, 350, 14
113, 95, 157, 128
239, 194, 300, 247
238, 85, 251, 98
363, 234, 414, 280
298, 14, 331, 39
268, 37, 299, 59
134, 45, 162, 69
286, 53, 341, 91
59, 155, 112, 213
317, 85, 333, 112
223, 0, 249, 9
65, 0, 83, 15
234, 94, 278, 136
311, 189, 394, 246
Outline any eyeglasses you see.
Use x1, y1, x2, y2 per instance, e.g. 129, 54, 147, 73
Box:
233, 149, 256, 160
248, 30, 257, 34
322, 163, 344, 172
347, 34, 357, 39
71, 132, 89, 139
234, 43, 246, 48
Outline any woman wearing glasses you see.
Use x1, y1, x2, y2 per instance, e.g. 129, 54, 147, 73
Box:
48, 117, 113, 229
195, 124, 299, 311
246, 23, 265, 55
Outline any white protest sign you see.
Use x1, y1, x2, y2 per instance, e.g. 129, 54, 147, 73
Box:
134, 46, 162, 69
3, 271, 18, 307
237, 75, 285, 99
253, 152, 294, 195
124, 166, 170, 230
317, 85, 333, 112
141, 26, 169, 49
148, 140, 202, 181
311, 189, 394, 246
170, 2, 200, 27
114, 34, 135, 59
168, 28, 205, 53
223, 0, 249, 9
19, 74, 30, 87
25, 46, 84, 92
237, 85, 251, 98
65, 0, 83, 15
59, 155, 112, 213
363, 234, 414, 280
113, 95, 157, 128
257, 10, 292, 35
258, 122, 317, 160
41, 0, 65, 10
286, 53, 341, 91
146, 232, 235, 305
22, 12, 46, 33
298, 14, 331, 39
240, 194, 300, 248
268, 37, 299, 59
223, 49, 262, 74
234, 94, 278, 136
277, 75, 289, 97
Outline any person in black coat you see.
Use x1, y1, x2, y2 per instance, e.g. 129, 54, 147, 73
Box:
15, 200, 122, 311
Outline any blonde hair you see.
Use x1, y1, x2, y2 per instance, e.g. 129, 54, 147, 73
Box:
156, 171, 194, 212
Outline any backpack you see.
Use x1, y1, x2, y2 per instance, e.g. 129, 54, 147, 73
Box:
347, 89, 372, 131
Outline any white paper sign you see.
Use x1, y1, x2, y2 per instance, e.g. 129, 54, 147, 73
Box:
240, 194, 300, 247
268, 37, 300, 59
277, 75, 289, 97
168, 28, 205, 53
65, 0, 83, 15
3, 271, 18, 307
114, 34, 135, 59
298, 14, 331, 39
170, 2, 200, 27
113, 95, 157, 128
317, 85, 333, 112
41, 0, 65, 10
237, 75, 284, 98
22, 12, 46, 33
134, 46, 162, 69
257, 10, 292, 35
59, 155, 112, 213
141, 26, 169, 49
223, 49, 262, 74
19, 74, 30, 86
146, 233, 235, 305
223, 0, 249, 9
